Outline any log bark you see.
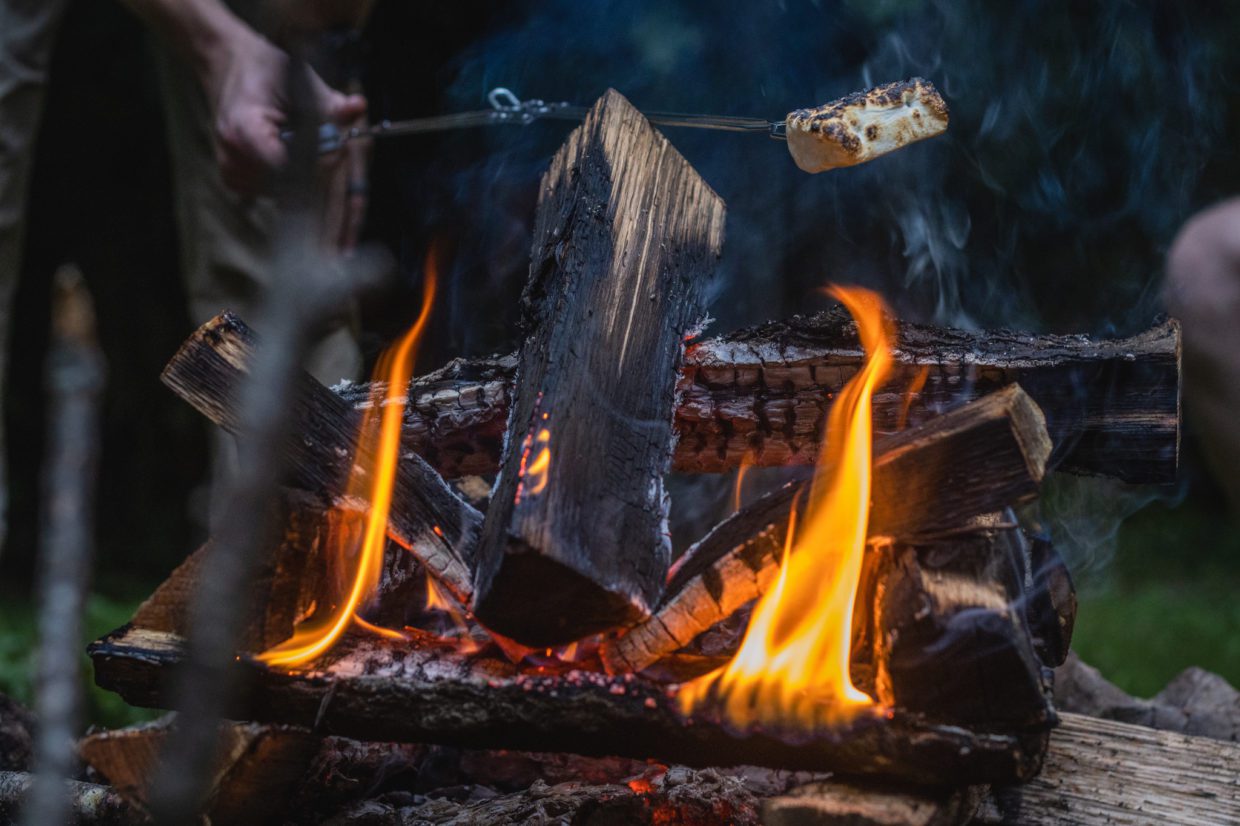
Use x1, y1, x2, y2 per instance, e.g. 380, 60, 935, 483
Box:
0, 771, 135, 825
601, 385, 1051, 674
472, 88, 724, 645
975, 712, 1240, 825
160, 312, 478, 603
88, 626, 1047, 787
336, 313, 1180, 484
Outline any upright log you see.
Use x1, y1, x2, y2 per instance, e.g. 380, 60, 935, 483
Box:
473, 89, 725, 645
601, 385, 1051, 674
161, 313, 478, 603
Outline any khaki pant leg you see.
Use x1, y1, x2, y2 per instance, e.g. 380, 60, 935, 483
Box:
0, 0, 71, 554
152, 39, 362, 524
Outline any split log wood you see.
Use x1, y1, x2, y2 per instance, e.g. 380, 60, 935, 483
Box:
88, 627, 1047, 787
975, 712, 1240, 825
129, 489, 426, 655
763, 779, 983, 826
80, 718, 319, 826
867, 528, 1055, 730
335, 313, 1180, 484
160, 312, 478, 603
0, 771, 134, 825
472, 88, 724, 645
600, 384, 1051, 674
1024, 537, 1076, 667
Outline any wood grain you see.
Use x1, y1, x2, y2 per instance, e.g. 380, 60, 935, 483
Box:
472, 88, 725, 645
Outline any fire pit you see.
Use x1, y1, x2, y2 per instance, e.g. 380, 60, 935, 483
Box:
78, 84, 1232, 825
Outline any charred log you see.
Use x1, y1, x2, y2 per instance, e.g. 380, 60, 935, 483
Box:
336, 314, 1180, 484
160, 313, 478, 603
472, 89, 724, 645
601, 385, 1052, 674
868, 527, 1055, 731
88, 627, 1046, 787
1024, 537, 1076, 667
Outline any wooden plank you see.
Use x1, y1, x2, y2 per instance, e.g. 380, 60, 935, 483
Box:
472, 88, 725, 645
976, 712, 1240, 825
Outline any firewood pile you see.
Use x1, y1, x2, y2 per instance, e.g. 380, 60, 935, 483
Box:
6, 84, 1225, 824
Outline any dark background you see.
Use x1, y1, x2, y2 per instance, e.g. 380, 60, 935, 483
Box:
2, 0, 1238, 724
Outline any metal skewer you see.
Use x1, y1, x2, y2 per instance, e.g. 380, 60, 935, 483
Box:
308, 87, 787, 153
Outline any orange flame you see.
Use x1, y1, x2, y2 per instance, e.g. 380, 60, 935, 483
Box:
257, 261, 437, 667
733, 450, 757, 512
678, 286, 894, 728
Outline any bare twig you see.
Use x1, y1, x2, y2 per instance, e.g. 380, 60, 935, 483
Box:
147, 53, 384, 824
22, 266, 105, 826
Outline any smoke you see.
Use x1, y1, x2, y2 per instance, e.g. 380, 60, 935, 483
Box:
370, 1, 1239, 554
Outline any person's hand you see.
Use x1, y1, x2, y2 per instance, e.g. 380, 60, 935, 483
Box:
205, 26, 368, 249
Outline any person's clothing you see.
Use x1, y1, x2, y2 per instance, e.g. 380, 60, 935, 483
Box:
0, 1, 362, 553
0, 0, 72, 553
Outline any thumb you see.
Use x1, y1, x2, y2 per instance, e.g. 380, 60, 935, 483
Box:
326, 92, 368, 126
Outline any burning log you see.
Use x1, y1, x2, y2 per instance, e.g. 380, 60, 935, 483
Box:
867, 526, 1055, 730
601, 384, 1052, 674
975, 712, 1240, 825
88, 628, 1046, 787
472, 88, 725, 645
333, 312, 1180, 484
160, 312, 478, 603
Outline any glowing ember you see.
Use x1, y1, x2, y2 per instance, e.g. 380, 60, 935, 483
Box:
257, 260, 438, 667
678, 285, 894, 729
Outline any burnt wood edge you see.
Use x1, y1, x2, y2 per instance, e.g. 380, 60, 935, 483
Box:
472, 88, 723, 645
600, 385, 1051, 674
337, 314, 1180, 484
160, 311, 479, 604
87, 627, 1046, 788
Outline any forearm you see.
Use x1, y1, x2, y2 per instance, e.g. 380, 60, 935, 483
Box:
119, 0, 260, 98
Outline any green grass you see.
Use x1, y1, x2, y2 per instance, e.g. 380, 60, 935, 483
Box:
0, 590, 160, 731
1064, 490, 1240, 698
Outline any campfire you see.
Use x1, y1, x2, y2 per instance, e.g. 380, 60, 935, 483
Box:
81, 83, 1196, 823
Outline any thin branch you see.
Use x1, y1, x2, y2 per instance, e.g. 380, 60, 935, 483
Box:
146, 53, 383, 824
22, 266, 105, 826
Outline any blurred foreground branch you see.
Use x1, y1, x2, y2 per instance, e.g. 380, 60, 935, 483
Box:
146, 51, 386, 824
22, 266, 105, 826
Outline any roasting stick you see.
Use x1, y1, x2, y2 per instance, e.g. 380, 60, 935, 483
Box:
306, 78, 949, 173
